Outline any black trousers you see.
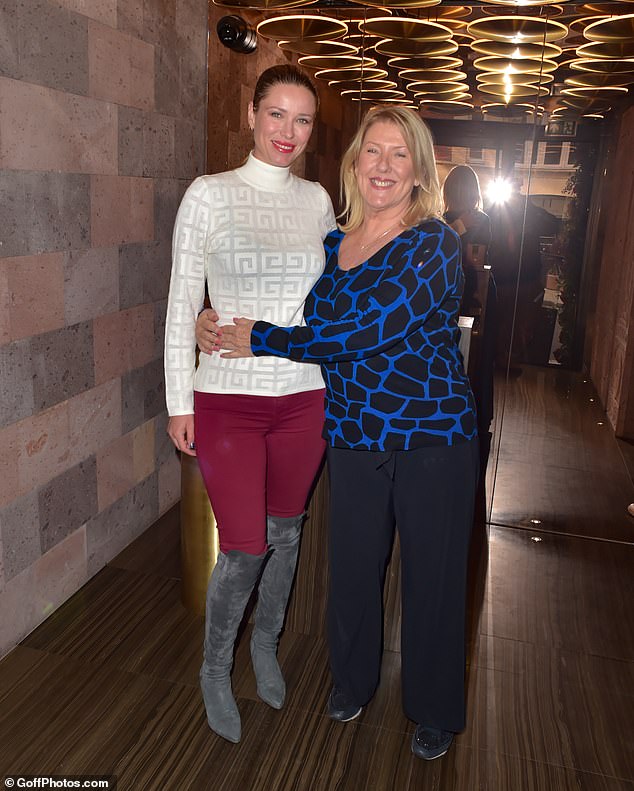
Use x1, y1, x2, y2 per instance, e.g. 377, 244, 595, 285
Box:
326, 438, 479, 732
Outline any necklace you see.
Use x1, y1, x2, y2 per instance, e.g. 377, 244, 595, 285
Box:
358, 221, 403, 251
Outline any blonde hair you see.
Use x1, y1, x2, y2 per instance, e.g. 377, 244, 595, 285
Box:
442, 165, 483, 214
339, 106, 444, 233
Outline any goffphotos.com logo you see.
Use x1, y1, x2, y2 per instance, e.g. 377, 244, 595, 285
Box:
4, 778, 114, 789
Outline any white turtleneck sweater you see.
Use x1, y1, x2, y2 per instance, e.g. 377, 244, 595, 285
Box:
165, 153, 336, 415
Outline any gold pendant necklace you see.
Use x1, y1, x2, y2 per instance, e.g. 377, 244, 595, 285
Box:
358, 221, 403, 252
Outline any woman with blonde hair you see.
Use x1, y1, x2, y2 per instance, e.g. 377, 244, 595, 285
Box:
198, 105, 479, 760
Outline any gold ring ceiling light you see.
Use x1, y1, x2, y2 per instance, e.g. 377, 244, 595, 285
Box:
213, 0, 314, 8
315, 67, 388, 82
298, 55, 377, 69
399, 69, 468, 82
278, 40, 358, 56
473, 56, 559, 73
388, 56, 463, 70
584, 13, 634, 42
469, 40, 562, 59
256, 15, 348, 41
374, 39, 459, 57
358, 18, 452, 41
565, 72, 634, 86
466, 16, 568, 43
356, 0, 441, 9
571, 58, 634, 73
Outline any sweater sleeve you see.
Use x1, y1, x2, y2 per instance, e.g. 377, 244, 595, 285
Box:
164, 177, 211, 415
320, 186, 337, 237
251, 223, 461, 363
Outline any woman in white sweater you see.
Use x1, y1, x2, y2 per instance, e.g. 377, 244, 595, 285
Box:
164, 65, 335, 744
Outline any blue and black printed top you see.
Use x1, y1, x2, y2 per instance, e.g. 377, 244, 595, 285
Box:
251, 219, 478, 451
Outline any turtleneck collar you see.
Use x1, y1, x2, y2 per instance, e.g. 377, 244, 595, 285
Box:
236, 152, 293, 193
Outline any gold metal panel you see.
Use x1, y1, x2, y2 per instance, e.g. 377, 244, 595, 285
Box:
315, 66, 388, 81
406, 80, 468, 94
469, 39, 562, 59
571, 57, 634, 73
477, 71, 554, 84
466, 16, 568, 43
279, 39, 358, 56
565, 72, 634, 87
584, 13, 634, 42
256, 15, 347, 41
180, 454, 218, 615
358, 17, 452, 41
399, 69, 467, 82
477, 82, 550, 96
298, 54, 376, 70
374, 38, 459, 57
561, 85, 628, 97
387, 55, 463, 70
213, 0, 314, 7
576, 40, 634, 58
473, 55, 559, 73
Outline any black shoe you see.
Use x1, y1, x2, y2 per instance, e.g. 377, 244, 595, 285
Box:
411, 725, 454, 760
327, 687, 362, 722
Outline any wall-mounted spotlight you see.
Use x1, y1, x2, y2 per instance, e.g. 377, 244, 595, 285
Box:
217, 16, 257, 54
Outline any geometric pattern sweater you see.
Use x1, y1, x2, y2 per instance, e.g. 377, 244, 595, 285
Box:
165, 153, 336, 415
251, 219, 478, 450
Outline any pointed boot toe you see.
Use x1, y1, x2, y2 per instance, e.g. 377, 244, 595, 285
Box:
200, 672, 242, 743
250, 637, 285, 709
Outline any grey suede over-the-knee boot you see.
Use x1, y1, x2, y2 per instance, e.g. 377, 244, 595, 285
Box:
250, 513, 304, 709
200, 549, 265, 743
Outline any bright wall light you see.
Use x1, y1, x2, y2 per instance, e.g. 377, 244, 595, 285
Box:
486, 177, 513, 204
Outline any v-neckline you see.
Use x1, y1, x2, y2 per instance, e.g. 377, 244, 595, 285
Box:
335, 230, 404, 273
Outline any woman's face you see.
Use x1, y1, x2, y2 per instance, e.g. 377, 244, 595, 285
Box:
248, 83, 316, 169
355, 120, 419, 218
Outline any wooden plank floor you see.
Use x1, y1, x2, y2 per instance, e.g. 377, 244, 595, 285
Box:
1, 365, 634, 790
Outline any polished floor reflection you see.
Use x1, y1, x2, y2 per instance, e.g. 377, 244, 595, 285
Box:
1, 365, 633, 790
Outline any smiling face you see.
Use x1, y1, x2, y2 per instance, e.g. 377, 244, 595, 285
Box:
354, 120, 420, 219
248, 82, 317, 169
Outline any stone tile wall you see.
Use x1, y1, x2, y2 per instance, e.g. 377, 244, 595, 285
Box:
0, 0, 356, 658
0, 0, 209, 658
590, 106, 634, 439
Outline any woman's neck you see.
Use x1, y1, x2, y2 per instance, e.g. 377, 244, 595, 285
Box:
236, 152, 292, 193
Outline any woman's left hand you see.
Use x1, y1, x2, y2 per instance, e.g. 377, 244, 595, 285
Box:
217, 317, 256, 358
